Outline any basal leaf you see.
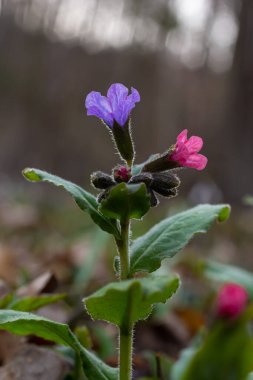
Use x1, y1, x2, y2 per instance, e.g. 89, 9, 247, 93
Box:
84, 275, 179, 328
130, 204, 230, 274
99, 182, 151, 220
23, 168, 120, 238
0, 310, 118, 380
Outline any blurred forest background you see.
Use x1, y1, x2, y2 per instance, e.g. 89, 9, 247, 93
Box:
1, 0, 252, 204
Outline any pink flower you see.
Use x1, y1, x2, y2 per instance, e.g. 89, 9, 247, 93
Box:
170, 129, 207, 170
216, 283, 248, 319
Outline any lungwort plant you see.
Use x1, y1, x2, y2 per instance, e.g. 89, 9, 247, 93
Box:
0, 83, 230, 380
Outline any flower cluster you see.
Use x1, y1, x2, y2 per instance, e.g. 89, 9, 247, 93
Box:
85, 83, 207, 207
91, 166, 180, 207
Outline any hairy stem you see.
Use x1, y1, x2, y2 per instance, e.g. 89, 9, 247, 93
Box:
116, 218, 133, 380
117, 219, 130, 280
119, 328, 133, 380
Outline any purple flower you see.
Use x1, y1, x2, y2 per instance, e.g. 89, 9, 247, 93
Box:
85, 83, 140, 128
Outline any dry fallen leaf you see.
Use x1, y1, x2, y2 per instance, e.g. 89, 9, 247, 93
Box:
17, 272, 58, 297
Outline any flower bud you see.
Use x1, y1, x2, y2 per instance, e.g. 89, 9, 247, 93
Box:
152, 172, 180, 189
97, 189, 110, 203
148, 189, 159, 207
129, 173, 153, 186
91, 171, 115, 189
216, 283, 248, 320
113, 165, 131, 183
152, 187, 178, 198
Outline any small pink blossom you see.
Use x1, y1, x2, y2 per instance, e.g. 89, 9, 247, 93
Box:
170, 129, 207, 170
216, 283, 248, 319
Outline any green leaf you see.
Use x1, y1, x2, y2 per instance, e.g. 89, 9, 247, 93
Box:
171, 321, 253, 380
200, 260, 253, 300
99, 182, 151, 220
84, 275, 179, 328
0, 310, 118, 380
9, 293, 66, 312
130, 204, 230, 274
22, 168, 120, 238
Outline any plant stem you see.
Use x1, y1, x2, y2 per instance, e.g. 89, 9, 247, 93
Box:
116, 218, 133, 380
118, 218, 130, 281
119, 328, 133, 380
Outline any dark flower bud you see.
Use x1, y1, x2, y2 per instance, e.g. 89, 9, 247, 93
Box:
113, 165, 131, 183
152, 187, 178, 198
148, 189, 159, 207
129, 173, 153, 186
91, 171, 115, 189
152, 172, 180, 189
97, 189, 110, 203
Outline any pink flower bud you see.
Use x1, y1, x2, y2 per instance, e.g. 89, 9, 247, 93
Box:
216, 283, 248, 319
113, 166, 131, 182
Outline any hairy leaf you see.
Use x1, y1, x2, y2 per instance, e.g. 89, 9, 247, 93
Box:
84, 275, 179, 328
99, 182, 151, 220
23, 168, 120, 238
130, 204, 230, 274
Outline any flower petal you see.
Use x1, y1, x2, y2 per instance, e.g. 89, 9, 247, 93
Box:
108, 85, 140, 126
114, 97, 135, 126
170, 143, 188, 164
85, 91, 113, 127
176, 129, 188, 144
130, 87, 140, 103
107, 83, 128, 113
185, 153, 208, 170
185, 136, 203, 153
